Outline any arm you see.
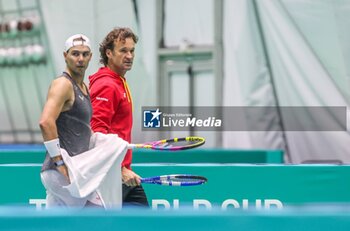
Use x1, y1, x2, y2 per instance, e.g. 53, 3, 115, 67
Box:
39, 77, 73, 181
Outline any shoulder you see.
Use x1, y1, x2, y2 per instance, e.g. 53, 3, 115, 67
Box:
52, 76, 73, 88
90, 76, 119, 91
48, 76, 73, 97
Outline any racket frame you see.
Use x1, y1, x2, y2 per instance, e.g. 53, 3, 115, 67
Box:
141, 174, 207, 186
128, 136, 205, 151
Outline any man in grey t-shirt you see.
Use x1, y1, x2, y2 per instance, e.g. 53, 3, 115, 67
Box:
39, 34, 99, 207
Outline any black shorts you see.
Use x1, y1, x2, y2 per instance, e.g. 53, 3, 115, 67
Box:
122, 183, 149, 207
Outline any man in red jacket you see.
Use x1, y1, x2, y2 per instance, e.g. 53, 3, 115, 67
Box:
89, 27, 148, 207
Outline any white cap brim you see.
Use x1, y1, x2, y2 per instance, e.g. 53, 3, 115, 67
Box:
64, 34, 91, 52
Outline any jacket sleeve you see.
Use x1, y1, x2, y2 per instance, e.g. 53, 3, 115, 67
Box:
90, 79, 119, 134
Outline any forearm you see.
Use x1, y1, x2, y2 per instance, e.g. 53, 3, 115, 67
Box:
41, 121, 69, 181
39, 118, 59, 141
40, 119, 63, 159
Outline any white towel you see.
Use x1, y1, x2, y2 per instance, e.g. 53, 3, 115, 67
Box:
61, 132, 128, 209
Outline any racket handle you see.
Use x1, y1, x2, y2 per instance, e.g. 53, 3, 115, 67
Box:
127, 143, 136, 149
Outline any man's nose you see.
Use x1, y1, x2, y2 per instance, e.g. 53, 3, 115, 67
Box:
126, 51, 133, 59
78, 54, 84, 61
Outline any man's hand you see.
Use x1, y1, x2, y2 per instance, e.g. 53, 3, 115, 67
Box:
56, 165, 70, 184
52, 156, 70, 183
122, 167, 141, 187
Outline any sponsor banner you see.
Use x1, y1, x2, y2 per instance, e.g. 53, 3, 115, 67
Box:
3, 164, 350, 210
29, 198, 283, 210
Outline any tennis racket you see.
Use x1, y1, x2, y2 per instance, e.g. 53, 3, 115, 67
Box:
141, 174, 207, 186
127, 136, 205, 151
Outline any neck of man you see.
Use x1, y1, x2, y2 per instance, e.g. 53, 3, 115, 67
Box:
65, 69, 85, 86
106, 64, 126, 77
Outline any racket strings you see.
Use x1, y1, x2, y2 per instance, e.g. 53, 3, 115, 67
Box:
132, 136, 205, 150
160, 178, 206, 186
160, 140, 196, 148
169, 178, 205, 183
166, 175, 207, 184
156, 137, 205, 149
141, 175, 207, 186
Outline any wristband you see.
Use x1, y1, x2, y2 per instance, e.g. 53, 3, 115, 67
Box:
54, 159, 65, 167
44, 138, 61, 158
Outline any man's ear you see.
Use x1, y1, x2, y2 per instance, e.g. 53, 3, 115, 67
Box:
106, 49, 112, 59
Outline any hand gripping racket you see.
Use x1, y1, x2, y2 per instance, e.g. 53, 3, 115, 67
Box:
127, 136, 205, 151
141, 174, 207, 186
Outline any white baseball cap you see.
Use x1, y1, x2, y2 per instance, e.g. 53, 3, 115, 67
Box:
64, 34, 91, 52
